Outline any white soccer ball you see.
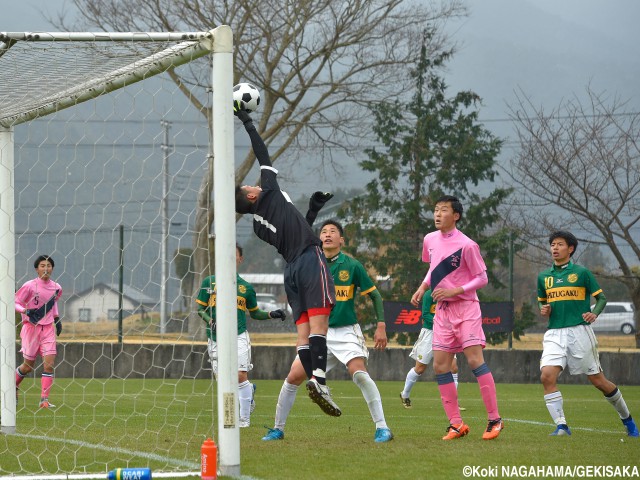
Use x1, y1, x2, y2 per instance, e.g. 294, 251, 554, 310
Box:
233, 82, 261, 113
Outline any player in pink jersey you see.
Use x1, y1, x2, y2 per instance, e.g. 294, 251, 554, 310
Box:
15, 255, 63, 409
411, 195, 503, 440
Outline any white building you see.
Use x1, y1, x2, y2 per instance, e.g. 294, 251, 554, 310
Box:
64, 283, 156, 323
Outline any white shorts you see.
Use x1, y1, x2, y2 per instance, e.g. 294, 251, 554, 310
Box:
208, 331, 253, 378
409, 328, 434, 365
540, 324, 602, 376
326, 324, 369, 373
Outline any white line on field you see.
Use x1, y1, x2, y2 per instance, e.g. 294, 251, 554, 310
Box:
7, 432, 200, 469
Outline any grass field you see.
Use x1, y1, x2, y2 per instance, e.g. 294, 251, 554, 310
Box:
1, 379, 638, 479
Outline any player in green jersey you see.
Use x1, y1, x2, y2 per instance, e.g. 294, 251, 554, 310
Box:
537, 231, 638, 437
196, 244, 286, 428
262, 217, 393, 443
399, 289, 463, 409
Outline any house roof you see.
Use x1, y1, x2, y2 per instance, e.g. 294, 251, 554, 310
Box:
66, 282, 156, 305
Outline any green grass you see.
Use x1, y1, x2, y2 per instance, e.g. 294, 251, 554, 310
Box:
1, 379, 638, 479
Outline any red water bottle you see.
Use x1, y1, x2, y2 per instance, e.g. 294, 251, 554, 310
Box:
201, 438, 217, 480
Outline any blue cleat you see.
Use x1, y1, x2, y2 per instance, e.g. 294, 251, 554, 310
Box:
549, 424, 571, 436
250, 383, 257, 414
374, 427, 394, 443
262, 427, 284, 441
622, 416, 639, 437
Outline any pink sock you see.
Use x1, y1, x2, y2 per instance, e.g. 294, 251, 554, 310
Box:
477, 372, 500, 419
16, 368, 26, 387
41, 373, 54, 398
438, 382, 462, 424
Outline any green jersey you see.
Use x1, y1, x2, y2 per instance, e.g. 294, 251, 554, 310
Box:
195, 274, 259, 341
328, 252, 377, 328
421, 289, 435, 330
537, 261, 603, 330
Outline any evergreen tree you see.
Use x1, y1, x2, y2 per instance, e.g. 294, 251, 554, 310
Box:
343, 32, 511, 300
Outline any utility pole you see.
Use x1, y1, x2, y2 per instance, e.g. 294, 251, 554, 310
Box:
508, 230, 514, 350
160, 120, 171, 334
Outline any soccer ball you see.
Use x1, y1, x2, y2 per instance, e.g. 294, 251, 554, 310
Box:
233, 83, 261, 113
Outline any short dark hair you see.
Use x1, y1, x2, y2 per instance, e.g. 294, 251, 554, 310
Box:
436, 195, 463, 222
235, 185, 254, 214
236, 243, 243, 257
549, 230, 578, 257
320, 219, 344, 237
34, 255, 54, 269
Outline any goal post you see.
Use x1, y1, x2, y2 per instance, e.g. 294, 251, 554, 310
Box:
0, 25, 240, 478
210, 28, 241, 478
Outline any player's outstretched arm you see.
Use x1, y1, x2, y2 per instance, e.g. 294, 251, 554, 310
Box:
234, 101, 272, 168
248, 308, 286, 321
305, 191, 334, 226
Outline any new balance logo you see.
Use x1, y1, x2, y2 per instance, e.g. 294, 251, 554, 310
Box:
394, 309, 421, 325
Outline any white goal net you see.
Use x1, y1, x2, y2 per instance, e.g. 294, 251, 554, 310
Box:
0, 27, 240, 478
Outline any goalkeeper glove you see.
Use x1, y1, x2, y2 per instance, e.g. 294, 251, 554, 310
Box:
233, 101, 253, 126
54, 316, 62, 336
269, 309, 287, 321
309, 191, 334, 212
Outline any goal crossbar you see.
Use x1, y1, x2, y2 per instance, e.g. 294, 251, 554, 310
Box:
0, 32, 210, 42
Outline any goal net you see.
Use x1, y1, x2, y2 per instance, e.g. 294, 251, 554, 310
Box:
0, 27, 239, 478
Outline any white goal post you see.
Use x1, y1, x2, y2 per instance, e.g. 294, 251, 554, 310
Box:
0, 26, 240, 478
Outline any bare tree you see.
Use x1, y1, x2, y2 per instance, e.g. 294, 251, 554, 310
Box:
51, 0, 467, 335
504, 87, 640, 346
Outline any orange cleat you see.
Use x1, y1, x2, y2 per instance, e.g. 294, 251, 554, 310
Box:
442, 422, 470, 440
482, 418, 504, 440
39, 397, 56, 409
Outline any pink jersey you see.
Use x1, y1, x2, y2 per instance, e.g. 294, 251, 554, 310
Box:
422, 228, 486, 302
15, 277, 62, 326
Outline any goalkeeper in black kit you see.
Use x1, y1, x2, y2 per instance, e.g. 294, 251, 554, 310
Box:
234, 103, 341, 416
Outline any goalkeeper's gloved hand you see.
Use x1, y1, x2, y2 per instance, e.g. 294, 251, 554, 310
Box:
233, 101, 253, 126
309, 191, 334, 212
54, 316, 62, 336
269, 309, 287, 321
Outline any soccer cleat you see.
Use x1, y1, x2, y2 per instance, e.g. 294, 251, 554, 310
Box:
306, 378, 342, 417
482, 418, 504, 440
399, 393, 412, 409
549, 424, 571, 436
442, 422, 470, 440
239, 418, 250, 428
262, 427, 284, 441
622, 416, 639, 437
39, 398, 55, 409
374, 428, 394, 443
250, 383, 257, 414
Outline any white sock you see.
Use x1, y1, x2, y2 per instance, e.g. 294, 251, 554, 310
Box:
353, 370, 387, 429
544, 391, 567, 425
401, 367, 422, 398
605, 388, 631, 420
452, 373, 459, 389
238, 380, 253, 421
274, 380, 299, 431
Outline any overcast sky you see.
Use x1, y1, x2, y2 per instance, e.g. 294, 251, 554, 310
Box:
3, 0, 640, 187
3, 1, 638, 125
4, 0, 639, 286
